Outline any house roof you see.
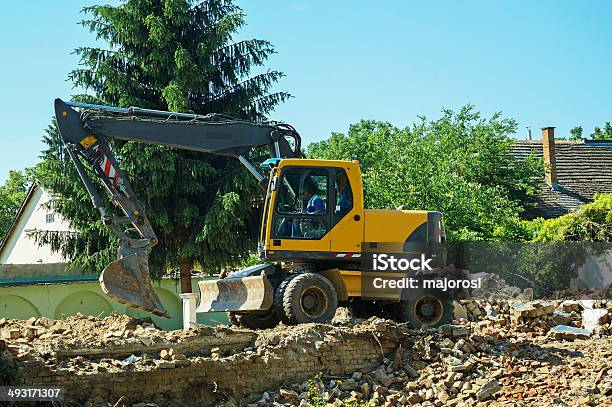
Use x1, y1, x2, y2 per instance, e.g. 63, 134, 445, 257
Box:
513, 139, 612, 219
0, 183, 39, 260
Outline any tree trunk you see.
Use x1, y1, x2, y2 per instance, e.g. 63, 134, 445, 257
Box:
179, 258, 193, 293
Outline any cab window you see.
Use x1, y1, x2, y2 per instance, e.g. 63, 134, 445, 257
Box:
274, 168, 328, 239
332, 169, 353, 225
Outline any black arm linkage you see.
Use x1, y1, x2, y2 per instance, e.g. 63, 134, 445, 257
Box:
53, 98, 301, 257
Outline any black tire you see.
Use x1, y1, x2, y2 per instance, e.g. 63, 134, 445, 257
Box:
274, 275, 298, 325
228, 310, 280, 330
396, 295, 453, 329
281, 273, 337, 324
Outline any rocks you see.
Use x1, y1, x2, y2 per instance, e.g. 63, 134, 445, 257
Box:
374, 366, 392, 386
475, 379, 501, 401
279, 388, 298, 399
403, 364, 419, 378
372, 318, 390, 332
448, 360, 473, 372
406, 392, 422, 404
550, 311, 573, 326
438, 324, 469, 337
360, 382, 370, 397
560, 300, 584, 313
340, 379, 359, 391
153, 360, 175, 369
6, 329, 20, 340
549, 325, 591, 340
511, 301, 555, 319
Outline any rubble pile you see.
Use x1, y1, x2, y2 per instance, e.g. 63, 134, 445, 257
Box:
457, 298, 612, 340
466, 272, 532, 300
0, 296, 610, 406
242, 316, 611, 407
0, 313, 261, 375
241, 295, 612, 407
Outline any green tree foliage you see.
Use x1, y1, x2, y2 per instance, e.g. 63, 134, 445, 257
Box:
35, 0, 289, 292
591, 122, 612, 140
529, 194, 612, 242
494, 194, 612, 293
308, 107, 543, 241
569, 126, 583, 140
0, 170, 31, 241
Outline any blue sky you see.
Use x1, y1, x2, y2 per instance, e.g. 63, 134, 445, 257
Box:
1, 1, 611, 182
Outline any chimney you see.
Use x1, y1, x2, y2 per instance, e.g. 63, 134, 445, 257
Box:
526, 126, 532, 140
541, 127, 558, 187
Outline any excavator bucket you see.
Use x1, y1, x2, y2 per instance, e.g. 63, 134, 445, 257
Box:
196, 274, 274, 313
99, 252, 170, 318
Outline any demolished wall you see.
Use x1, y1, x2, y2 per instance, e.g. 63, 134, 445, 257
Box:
3, 315, 402, 406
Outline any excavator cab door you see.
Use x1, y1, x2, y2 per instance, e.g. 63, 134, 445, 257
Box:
328, 166, 363, 254
268, 166, 332, 254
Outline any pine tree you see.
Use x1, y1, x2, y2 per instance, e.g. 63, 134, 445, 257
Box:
35, 0, 290, 293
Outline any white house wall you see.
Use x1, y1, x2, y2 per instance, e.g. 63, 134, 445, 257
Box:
1, 187, 72, 264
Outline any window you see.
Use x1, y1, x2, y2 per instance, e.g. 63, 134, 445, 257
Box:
275, 217, 327, 239
332, 169, 353, 225
276, 168, 328, 215
45, 213, 55, 224
274, 167, 329, 239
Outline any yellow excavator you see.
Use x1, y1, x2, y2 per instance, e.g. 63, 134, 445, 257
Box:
54, 99, 452, 329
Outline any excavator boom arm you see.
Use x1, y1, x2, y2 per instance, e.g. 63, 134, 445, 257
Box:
53, 99, 301, 317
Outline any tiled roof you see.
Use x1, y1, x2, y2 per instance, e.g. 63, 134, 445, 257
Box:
512, 140, 612, 219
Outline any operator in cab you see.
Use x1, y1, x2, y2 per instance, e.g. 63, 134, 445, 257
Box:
303, 183, 325, 214
290, 183, 325, 237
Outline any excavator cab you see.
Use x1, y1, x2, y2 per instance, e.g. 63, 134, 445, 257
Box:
258, 159, 364, 259
197, 159, 364, 315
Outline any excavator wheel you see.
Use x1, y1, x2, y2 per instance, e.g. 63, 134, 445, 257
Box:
228, 310, 280, 330
279, 273, 337, 324
274, 274, 298, 325
396, 295, 453, 329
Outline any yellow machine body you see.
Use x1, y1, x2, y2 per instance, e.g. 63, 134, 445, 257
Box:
259, 158, 434, 257
197, 158, 444, 314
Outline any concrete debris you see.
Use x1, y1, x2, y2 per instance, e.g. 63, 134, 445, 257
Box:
511, 301, 555, 319
549, 325, 591, 340
560, 300, 584, 313
0, 290, 611, 406
468, 271, 532, 300
475, 379, 502, 401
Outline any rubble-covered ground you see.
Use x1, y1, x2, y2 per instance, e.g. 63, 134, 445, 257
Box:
1, 297, 611, 407
242, 299, 612, 407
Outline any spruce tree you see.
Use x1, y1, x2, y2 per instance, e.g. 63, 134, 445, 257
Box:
35, 0, 290, 293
